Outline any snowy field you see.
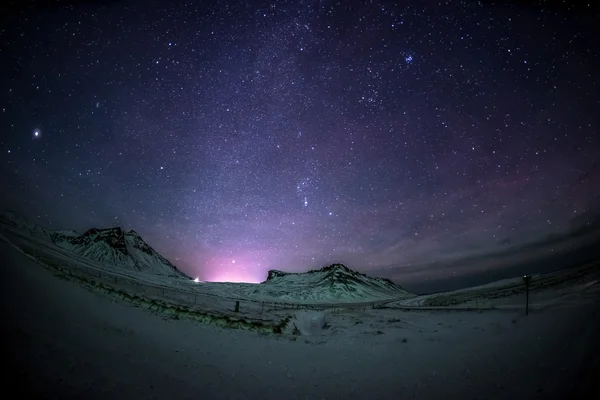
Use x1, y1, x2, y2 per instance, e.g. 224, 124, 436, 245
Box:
392, 260, 600, 310
4, 234, 600, 398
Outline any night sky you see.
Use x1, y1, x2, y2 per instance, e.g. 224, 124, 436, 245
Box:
1, 0, 599, 288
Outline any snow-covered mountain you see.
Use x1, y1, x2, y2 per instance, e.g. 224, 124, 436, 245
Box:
1, 210, 409, 301
52, 227, 189, 278
241, 263, 412, 302
0, 210, 57, 241
0, 210, 188, 279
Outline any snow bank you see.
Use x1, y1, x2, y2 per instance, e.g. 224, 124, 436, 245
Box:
292, 311, 327, 336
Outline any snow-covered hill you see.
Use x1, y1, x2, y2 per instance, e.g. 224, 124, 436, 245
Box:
239, 263, 413, 302
0, 210, 188, 279
0, 210, 56, 241
52, 227, 189, 278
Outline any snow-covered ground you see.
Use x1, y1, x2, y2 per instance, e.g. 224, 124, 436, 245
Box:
4, 235, 600, 398
393, 261, 600, 310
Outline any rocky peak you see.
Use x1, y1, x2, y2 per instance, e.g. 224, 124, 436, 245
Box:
266, 269, 289, 281
318, 263, 352, 273
71, 227, 127, 253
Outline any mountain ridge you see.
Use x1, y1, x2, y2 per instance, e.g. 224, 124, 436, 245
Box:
1, 210, 411, 301
52, 226, 189, 278
257, 263, 411, 301
0, 210, 189, 279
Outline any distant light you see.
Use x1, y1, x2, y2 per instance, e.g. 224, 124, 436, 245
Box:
232, 259, 236, 264
193, 277, 200, 283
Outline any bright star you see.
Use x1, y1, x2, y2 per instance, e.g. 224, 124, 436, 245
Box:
33, 130, 40, 138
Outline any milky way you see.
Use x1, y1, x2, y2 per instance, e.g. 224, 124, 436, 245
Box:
1, 0, 599, 286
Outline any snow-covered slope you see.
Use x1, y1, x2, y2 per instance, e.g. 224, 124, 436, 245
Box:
53, 229, 80, 237
52, 227, 189, 278
1, 211, 189, 279
0, 210, 57, 241
240, 263, 413, 302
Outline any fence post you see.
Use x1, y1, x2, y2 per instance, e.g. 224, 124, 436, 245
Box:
235, 301, 240, 312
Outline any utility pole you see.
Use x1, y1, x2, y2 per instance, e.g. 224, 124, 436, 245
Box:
523, 275, 531, 316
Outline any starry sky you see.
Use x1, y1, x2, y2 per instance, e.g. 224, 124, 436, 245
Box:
1, 0, 599, 291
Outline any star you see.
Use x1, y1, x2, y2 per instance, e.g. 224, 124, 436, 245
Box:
0, 0, 596, 289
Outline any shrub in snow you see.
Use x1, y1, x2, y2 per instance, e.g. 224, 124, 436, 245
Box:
292, 311, 326, 336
